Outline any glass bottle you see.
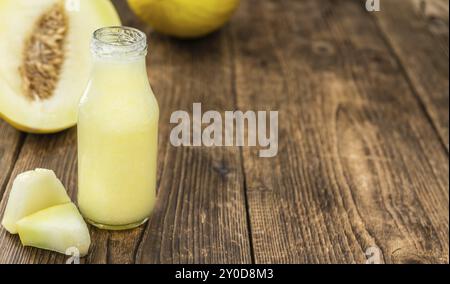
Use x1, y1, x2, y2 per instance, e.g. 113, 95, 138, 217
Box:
77, 26, 159, 230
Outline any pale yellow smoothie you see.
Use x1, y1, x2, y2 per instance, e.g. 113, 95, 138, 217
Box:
77, 27, 159, 230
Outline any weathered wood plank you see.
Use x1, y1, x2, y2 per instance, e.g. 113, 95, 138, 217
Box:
135, 33, 252, 265
373, 0, 449, 150
1, 0, 447, 264
0, 122, 24, 198
231, 0, 448, 264
0, 121, 26, 263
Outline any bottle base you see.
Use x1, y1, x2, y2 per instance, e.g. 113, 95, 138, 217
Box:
85, 217, 149, 231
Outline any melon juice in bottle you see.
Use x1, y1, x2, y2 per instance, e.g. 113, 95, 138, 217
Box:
77, 27, 159, 230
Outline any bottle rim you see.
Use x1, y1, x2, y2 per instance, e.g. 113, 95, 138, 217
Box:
91, 26, 148, 59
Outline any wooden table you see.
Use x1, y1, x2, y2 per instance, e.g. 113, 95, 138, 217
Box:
0, 0, 448, 264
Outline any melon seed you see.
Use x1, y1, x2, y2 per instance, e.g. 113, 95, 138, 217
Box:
20, 3, 68, 101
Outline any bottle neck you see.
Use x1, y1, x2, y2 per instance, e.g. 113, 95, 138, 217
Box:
89, 56, 150, 96
89, 26, 149, 87
92, 55, 147, 76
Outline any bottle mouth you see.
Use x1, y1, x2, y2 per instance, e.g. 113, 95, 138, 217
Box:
91, 26, 147, 59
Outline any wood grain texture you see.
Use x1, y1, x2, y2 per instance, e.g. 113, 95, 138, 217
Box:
230, 0, 449, 264
133, 29, 252, 265
0, 122, 24, 198
0, 0, 448, 264
373, 0, 449, 150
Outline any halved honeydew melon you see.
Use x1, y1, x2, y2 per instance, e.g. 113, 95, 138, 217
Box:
0, 0, 121, 133
16, 203, 91, 257
1, 169, 71, 234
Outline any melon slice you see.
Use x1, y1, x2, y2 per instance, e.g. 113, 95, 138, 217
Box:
16, 203, 91, 256
0, 0, 121, 133
1, 169, 71, 234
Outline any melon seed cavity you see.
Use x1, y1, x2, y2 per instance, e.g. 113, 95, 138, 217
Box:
20, 3, 68, 100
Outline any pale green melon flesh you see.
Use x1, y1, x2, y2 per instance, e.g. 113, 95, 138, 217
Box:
16, 203, 91, 257
1, 168, 71, 234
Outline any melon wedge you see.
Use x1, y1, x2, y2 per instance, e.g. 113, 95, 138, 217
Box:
0, 0, 121, 133
16, 203, 91, 256
1, 169, 71, 234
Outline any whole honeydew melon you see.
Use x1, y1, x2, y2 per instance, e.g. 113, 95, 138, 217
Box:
127, 0, 240, 38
